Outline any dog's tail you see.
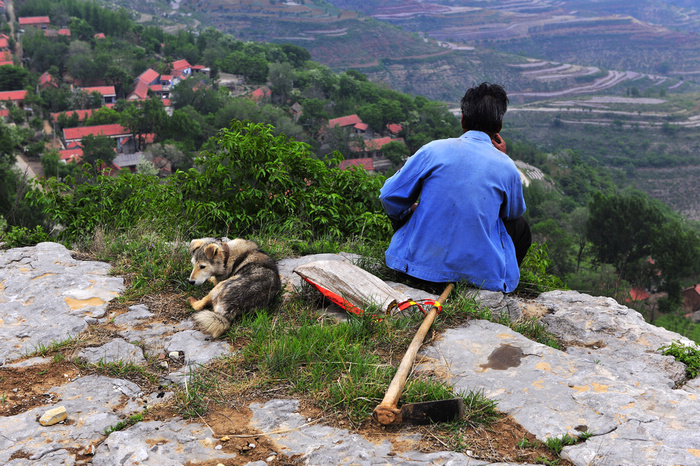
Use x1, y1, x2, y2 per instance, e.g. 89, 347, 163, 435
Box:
194, 311, 230, 338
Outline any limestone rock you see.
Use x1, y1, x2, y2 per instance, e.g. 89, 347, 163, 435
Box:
39, 406, 67, 426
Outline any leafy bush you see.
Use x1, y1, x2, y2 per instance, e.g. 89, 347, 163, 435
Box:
0, 224, 50, 248
517, 242, 566, 296
659, 340, 700, 378
30, 121, 392, 244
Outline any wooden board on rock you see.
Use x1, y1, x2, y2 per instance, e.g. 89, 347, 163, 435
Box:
294, 260, 410, 316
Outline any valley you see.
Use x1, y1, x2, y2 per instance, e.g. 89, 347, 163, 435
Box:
96, 0, 700, 221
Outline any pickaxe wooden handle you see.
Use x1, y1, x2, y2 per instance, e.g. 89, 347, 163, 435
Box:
373, 283, 458, 425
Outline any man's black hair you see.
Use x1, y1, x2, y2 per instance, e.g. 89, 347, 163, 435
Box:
460, 82, 509, 135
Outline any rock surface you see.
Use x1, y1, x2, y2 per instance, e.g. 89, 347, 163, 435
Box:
1, 242, 699, 465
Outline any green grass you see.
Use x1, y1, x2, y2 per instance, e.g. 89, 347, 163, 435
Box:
104, 412, 145, 436
27, 335, 83, 357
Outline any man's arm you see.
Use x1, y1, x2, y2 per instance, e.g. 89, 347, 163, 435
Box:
379, 149, 427, 229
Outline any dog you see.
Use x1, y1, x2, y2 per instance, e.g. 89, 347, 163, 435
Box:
187, 237, 281, 338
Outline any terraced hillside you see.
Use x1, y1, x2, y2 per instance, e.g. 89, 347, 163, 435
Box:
96, 0, 700, 219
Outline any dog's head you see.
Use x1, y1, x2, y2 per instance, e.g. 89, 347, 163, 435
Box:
189, 238, 228, 285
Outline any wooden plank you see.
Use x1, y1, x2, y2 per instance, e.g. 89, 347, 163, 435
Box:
294, 260, 410, 314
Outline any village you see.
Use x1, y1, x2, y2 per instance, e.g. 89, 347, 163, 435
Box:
5, 15, 409, 180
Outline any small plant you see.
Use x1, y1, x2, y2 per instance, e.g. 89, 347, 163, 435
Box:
53, 353, 65, 363
517, 436, 539, 449
28, 335, 82, 357
104, 412, 144, 436
1, 393, 6, 405
544, 433, 578, 455
659, 340, 700, 378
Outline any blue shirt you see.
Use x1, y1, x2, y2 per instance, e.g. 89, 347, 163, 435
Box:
379, 131, 526, 292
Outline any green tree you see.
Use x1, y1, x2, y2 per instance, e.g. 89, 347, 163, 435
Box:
0, 66, 30, 91
381, 141, 409, 167
81, 134, 116, 173
651, 220, 700, 304
586, 190, 665, 279
120, 98, 168, 151
269, 62, 295, 103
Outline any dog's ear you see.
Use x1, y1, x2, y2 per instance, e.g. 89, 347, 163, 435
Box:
204, 243, 220, 260
190, 239, 205, 255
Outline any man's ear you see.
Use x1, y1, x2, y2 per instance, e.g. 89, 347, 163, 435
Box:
461, 114, 468, 133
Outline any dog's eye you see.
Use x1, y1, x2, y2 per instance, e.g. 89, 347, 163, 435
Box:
199, 265, 206, 269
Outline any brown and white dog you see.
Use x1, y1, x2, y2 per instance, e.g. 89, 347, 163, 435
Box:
187, 238, 281, 338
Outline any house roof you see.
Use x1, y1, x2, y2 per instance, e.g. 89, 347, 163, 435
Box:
328, 114, 362, 129
172, 59, 191, 71
339, 158, 374, 171
136, 68, 159, 85
63, 124, 130, 141
354, 122, 369, 131
149, 84, 163, 92
59, 148, 83, 162
0, 37, 8, 49
0, 50, 12, 66
250, 87, 272, 101
386, 123, 402, 135
51, 108, 95, 122
94, 33, 105, 39
58, 28, 71, 36
162, 99, 172, 107
626, 288, 650, 302
160, 75, 172, 82
128, 80, 150, 100
39, 72, 58, 88
352, 137, 401, 152
683, 284, 700, 296
0, 90, 27, 101
81, 86, 116, 96
113, 152, 144, 168
19, 16, 50, 26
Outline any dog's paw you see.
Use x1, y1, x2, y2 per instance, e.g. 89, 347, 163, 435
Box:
187, 296, 198, 307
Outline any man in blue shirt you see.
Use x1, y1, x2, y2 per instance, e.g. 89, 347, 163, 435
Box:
379, 82, 531, 292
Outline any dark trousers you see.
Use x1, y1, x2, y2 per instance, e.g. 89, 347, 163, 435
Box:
504, 215, 532, 266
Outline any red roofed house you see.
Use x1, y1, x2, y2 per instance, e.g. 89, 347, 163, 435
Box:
39, 72, 59, 89
625, 287, 650, 303
94, 33, 106, 40
19, 16, 50, 29
136, 68, 160, 86
0, 90, 27, 107
682, 285, 700, 313
0, 51, 12, 66
339, 158, 374, 172
386, 123, 402, 136
58, 28, 71, 36
249, 87, 271, 103
128, 80, 150, 101
128, 69, 160, 100
350, 136, 404, 158
80, 86, 117, 104
172, 59, 192, 77
51, 109, 96, 124
63, 124, 131, 146
0, 34, 9, 50
59, 148, 83, 163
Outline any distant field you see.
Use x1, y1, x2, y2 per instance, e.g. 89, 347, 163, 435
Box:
504, 94, 700, 220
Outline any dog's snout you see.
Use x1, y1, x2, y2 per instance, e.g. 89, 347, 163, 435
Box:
188, 279, 195, 285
